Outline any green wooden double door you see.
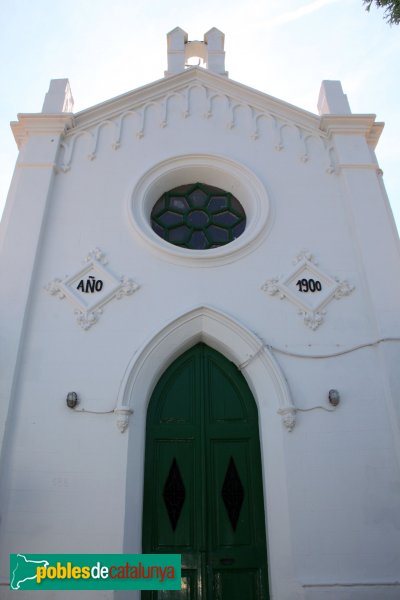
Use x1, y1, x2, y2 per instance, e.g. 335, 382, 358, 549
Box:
143, 344, 269, 599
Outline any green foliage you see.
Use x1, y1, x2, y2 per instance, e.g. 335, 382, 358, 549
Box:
364, 0, 400, 24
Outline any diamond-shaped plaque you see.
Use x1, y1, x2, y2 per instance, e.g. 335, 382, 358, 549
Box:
261, 251, 354, 330
45, 248, 139, 330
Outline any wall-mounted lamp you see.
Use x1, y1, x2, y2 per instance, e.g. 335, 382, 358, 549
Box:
328, 389, 340, 407
66, 391, 78, 409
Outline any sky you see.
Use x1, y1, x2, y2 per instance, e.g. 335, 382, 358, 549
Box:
1, 0, 399, 227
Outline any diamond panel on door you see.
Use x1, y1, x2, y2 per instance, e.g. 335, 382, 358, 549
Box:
221, 457, 244, 531
163, 458, 186, 531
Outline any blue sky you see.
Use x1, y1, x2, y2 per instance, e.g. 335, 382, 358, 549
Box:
1, 0, 399, 226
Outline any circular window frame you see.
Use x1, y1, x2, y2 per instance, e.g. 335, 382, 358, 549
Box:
129, 154, 271, 266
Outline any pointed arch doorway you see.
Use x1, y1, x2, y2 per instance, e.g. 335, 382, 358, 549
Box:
142, 343, 269, 599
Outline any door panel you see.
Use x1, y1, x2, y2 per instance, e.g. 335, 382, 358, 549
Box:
212, 569, 264, 600
156, 444, 195, 548
142, 344, 269, 599
211, 442, 252, 547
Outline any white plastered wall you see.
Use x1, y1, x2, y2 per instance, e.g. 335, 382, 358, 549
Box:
1, 70, 400, 599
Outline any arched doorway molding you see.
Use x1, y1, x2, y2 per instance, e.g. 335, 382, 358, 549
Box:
117, 305, 295, 426
119, 306, 302, 600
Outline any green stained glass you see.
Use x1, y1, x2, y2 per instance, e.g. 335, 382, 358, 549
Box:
151, 183, 246, 250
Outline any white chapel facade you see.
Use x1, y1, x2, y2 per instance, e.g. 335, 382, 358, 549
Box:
1, 28, 400, 599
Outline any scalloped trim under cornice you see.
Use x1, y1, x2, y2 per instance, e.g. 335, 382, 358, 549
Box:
56, 70, 339, 174
72, 68, 321, 134
12, 70, 383, 175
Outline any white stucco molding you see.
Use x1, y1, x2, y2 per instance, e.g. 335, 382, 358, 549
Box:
57, 70, 331, 173
129, 154, 271, 266
261, 250, 354, 330
69, 68, 321, 133
45, 248, 139, 330
319, 114, 384, 149
116, 305, 295, 431
11, 114, 74, 149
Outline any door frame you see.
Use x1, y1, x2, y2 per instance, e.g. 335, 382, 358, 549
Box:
119, 306, 301, 600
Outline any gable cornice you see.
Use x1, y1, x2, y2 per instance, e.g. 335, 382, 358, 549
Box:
51, 69, 383, 174
71, 67, 321, 135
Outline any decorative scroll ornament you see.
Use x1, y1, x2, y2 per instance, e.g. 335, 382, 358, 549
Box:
45, 248, 139, 330
261, 251, 354, 330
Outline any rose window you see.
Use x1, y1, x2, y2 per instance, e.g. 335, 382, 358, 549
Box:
150, 183, 246, 250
